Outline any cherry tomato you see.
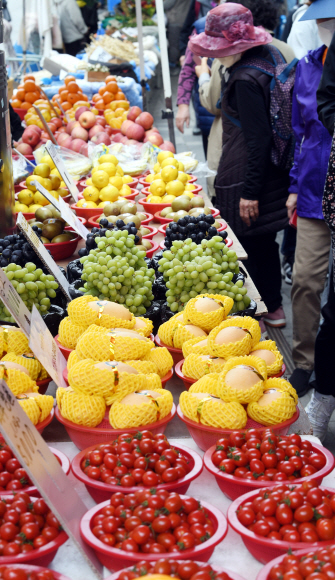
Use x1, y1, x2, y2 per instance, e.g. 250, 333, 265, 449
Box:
131, 525, 151, 545
276, 504, 293, 525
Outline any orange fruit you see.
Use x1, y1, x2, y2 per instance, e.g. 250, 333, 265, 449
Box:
115, 92, 126, 100
59, 86, 68, 94
80, 93, 88, 101
67, 82, 80, 94
11, 99, 22, 108
105, 76, 117, 83
103, 92, 113, 104
92, 94, 99, 103
16, 89, 25, 101
21, 102, 32, 110
25, 91, 39, 104
68, 93, 80, 104
23, 80, 37, 92
106, 82, 118, 94
64, 76, 76, 86
95, 100, 105, 110
60, 91, 69, 103
98, 86, 106, 96
62, 102, 71, 111
23, 74, 35, 81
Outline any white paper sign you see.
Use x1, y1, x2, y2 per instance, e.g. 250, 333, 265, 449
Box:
58, 196, 89, 240
32, 180, 60, 210
90, 47, 111, 62
16, 213, 71, 301
0, 268, 31, 336
29, 305, 67, 389
0, 379, 102, 578
45, 142, 80, 203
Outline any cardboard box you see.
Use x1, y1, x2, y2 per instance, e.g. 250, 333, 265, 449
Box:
7, 78, 13, 101
86, 71, 110, 82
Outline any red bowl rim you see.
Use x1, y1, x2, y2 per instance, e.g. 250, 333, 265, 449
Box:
256, 548, 326, 580
37, 408, 54, 430
54, 334, 73, 356
55, 403, 177, 434
106, 562, 245, 580
80, 494, 228, 561
71, 203, 104, 214
0, 564, 71, 580
87, 212, 154, 229
78, 188, 138, 201
36, 377, 52, 387
177, 405, 300, 435
175, 359, 194, 384
204, 442, 335, 489
71, 442, 203, 494
44, 230, 81, 247
227, 485, 335, 552
154, 334, 183, 354
145, 240, 159, 257
141, 225, 158, 238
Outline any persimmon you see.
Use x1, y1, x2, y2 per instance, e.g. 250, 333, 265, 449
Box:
23, 80, 37, 92
11, 99, 22, 108
62, 102, 72, 111
16, 89, 25, 101
102, 92, 113, 104
105, 75, 117, 83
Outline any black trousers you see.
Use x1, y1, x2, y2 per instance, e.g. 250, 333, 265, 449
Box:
64, 39, 84, 57
239, 232, 282, 313
314, 265, 335, 395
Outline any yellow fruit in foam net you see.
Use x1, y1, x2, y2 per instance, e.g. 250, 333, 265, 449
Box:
125, 360, 158, 374
249, 340, 283, 377
183, 295, 233, 332
218, 355, 267, 404
76, 330, 153, 362
182, 353, 227, 380
0, 327, 32, 357
132, 317, 153, 337
207, 316, 261, 359
67, 296, 135, 329
172, 324, 207, 350
109, 389, 173, 429
67, 351, 80, 371
182, 336, 210, 358
247, 378, 297, 425
1, 353, 41, 381
57, 388, 106, 427
157, 313, 185, 347
38, 366, 49, 380
188, 373, 220, 396
18, 398, 41, 425
17, 394, 53, 424
58, 317, 88, 349
145, 374, 162, 390
179, 391, 247, 429
142, 347, 173, 378
0, 366, 38, 395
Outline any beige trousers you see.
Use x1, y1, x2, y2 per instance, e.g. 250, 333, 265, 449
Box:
292, 216, 331, 370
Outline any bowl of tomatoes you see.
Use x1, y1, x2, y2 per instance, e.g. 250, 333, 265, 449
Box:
80, 489, 228, 571
204, 431, 334, 501
71, 433, 203, 502
0, 494, 67, 566
256, 546, 335, 580
0, 445, 70, 496
106, 559, 246, 580
227, 482, 335, 565
0, 565, 72, 580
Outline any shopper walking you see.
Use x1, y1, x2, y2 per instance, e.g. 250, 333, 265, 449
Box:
287, 0, 322, 58
189, 2, 293, 328
54, 0, 88, 56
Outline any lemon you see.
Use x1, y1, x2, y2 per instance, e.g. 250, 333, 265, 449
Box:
120, 184, 131, 196
28, 204, 42, 213
42, 178, 52, 191
146, 194, 153, 201
51, 168, 61, 178
98, 201, 110, 208
178, 161, 185, 172
92, 170, 110, 189
83, 186, 100, 202
153, 163, 161, 173
98, 154, 118, 166
183, 191, 194, 199
85, 178, 93, 186
185, 183, 196, 191
76, 199, 97, 208
152, 173, 162, 181
40, 155, 55, 170
50, 190, 59, 199
161, 158, 178, 169
34, 163, 50, 179
177, 171, 188, 185
157, 151, 174, 164
98, 163, 117, 177
116, 165, 124, 176
109, 176, 123, 190
14, 202, 29, 213
145, 174, 154, 183
33, 192, 49, 206
26, 175, 44, 192
60, 180, 66, 188
99, 184, 119, 202
162, 195, 176, 203
186, 174, 192, 181
161, 165, 178, 183
149, 180, 166, 197
91, 167, 99, 175
149, 196, 165, 203
166, 180, 185, 197
122, 175, 133, 184
57, 188, 68, 198
18, 190, 34, 206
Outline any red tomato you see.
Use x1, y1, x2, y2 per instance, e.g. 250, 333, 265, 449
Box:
276, 504, 293, 525
316, 519, 335, 541
131, 525, 151, 544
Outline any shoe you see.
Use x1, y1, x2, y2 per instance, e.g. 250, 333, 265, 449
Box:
258, 318, 268, 339
305, 389, 335, 442
193, 128, 202, 136
263, 306, 286, 328
281, 258, 293, 285
290, 368, 312, 397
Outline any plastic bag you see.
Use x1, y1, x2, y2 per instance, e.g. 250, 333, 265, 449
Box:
12, 157, 30, 185
89, 143, 148, 176
34, 145, 92, 180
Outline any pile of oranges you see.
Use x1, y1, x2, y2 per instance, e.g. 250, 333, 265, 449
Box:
11, 75, 47, 110
51, 75, 89, 112
92, 75, 127, 111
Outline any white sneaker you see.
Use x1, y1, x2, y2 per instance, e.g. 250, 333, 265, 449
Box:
305, 389, 335, 442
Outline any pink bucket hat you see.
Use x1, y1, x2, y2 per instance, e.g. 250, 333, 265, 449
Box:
188, 3, 273, 58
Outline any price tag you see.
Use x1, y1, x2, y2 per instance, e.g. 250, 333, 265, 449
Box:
32, 180, 59, 210
59, 196, 89, 240
29, 305, 67, 389
0, 379, 102, 578
16, 213, 71, 301
45, 142, 80, 203
0, 268, 31, 336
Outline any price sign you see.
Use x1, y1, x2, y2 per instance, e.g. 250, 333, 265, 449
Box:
32, 180, 59, 210
0, 268, 31, 336
58, 196, 89, 240
16, 213, 71, 301
45, 141, 80, 203
0, 379, 103, 578
29, 305, 67, 389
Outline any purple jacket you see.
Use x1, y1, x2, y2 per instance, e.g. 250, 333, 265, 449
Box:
289, 45, 332, 220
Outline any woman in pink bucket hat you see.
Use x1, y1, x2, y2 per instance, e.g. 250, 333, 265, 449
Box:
188, 2, 292, 331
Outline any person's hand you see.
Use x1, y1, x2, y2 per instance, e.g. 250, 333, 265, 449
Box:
176, 104, 190, 133
239, 198, 259, 226
179, 55, 186, 67
286, 193, 298, 219
195, 57, 210, 78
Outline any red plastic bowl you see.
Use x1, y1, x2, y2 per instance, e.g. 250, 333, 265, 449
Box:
36, 409, 54, 435
0, 565, 71, 580
145, 240, 159, 258
55, 404, 177, 450
0, 496, 67, 567
13, 108, 26, 121
15, 211, 36, 221
80, 494, 228, 571
71, 443, 203, 502
155, 207, 219, 225
106, 562, 245, 580
141, 225, 158, 239
44, 230, 80, 260
78, 189, 138, 202
256, 548, 323, 580
62, 366, 172, 387
36, 377, 52, 394
139, 198, 174, 221
71, 203, 104, 219
158, 220, 227, 236
204, 442, 335, 501
228, 485, 335, 565
54, 334, 73, 360
176, 405, 300, 452
87, 212, 153, 229
154, 334, 183, 365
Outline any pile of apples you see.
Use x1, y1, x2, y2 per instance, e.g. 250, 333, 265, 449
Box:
118, 106, 175, 152
16, 118, 63, 156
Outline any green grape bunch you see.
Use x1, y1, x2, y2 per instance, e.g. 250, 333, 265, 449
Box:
79, 229, 155, 315
0, 262, 59, 322
158, 236, 251, 313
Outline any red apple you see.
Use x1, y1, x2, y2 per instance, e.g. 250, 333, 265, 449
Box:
160, 140, 176, 153
151, 126, 160, 133
66, 121, 79, 135
57, 133, 70, 146
75, 106, 89, 122
95, 117, 106, 127
126, 122, 145, 141
135, 112, 154, 131
91, 133, 111, 146
47, 123, 57, 134
120, 136, 129, 144
51, 118, 63, 129
79, 111, 96, 129
112, 133, 123, 143
57, 126, 67, 133
22, 127, 41, 147
59, 136, 73, 150
104, 126, 113, 136
121, 120, 134, 136
71, 126, 88, 142
41, 131, 51, 140
127, 106, 142, 122
88, 125, 102, 140
79, 143, 89, 156
71, 138, 86, 152
16, 143, 33, 155
147, 132, 164, 146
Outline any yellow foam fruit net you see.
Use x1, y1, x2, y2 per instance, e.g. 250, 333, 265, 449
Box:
1, 367, 38, 396
109, 389, 173, 429
56, 387, 67, 409
1, 353, 41, 381
145, 374, 162, 390
18, 398, 41, 425
67, 295, 99, 326
172, 325, 207, 350
183, 294, 234, 332
133, 317, 153, 337
17, 394, 53, 424
0, 327, 32, 357
183, 353, 227, 380
57, 388, 106, 427
58, 317, 88, 350
182, 336, 210, 358
125, 360, 158, 374
247, 377, 297, 425
38, 366, 49, 381
76, 331, 153, 362
179, 392, 247, 429
208, 316, 259, 359
142, 347, 173, 378
106, 380, 144, 406
189, 373, 220, 396
34, 394, 54, 422
218, 355, 267, 404
250, 340, 284, 377
67, 350, 80, 370
157, 314, 184, 347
